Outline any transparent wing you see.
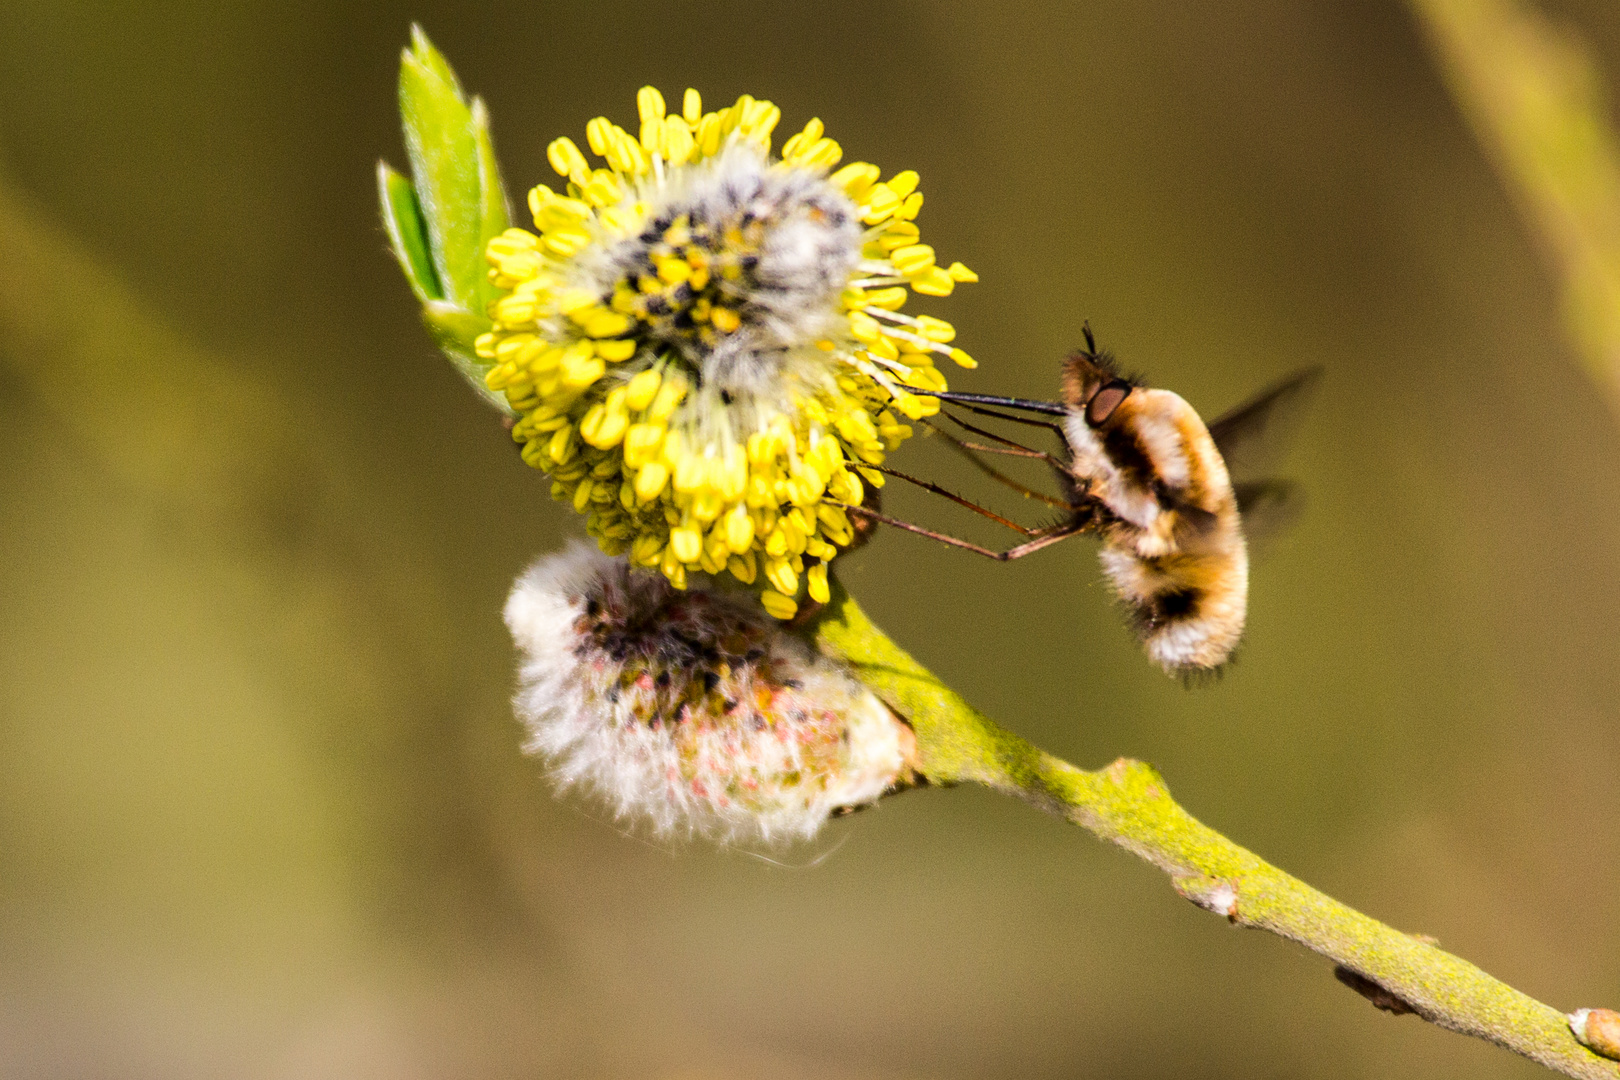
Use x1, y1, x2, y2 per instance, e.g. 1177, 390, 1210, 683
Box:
1207, 366, 1323, 486
1234, 479, 1305, 560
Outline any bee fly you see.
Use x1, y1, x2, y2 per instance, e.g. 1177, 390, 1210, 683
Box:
841, 327, 1319, 676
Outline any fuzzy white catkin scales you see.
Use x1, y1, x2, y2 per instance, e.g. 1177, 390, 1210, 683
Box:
504, 545, 907, 842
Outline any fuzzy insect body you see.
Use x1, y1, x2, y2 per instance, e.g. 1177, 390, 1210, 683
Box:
1059, 349, 1249, 673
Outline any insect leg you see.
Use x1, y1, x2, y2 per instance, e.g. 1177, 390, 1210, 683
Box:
828, 500, 1087, 561
997, 519, 1089, 560
862, 463, 1047, 535
923, 418, 1076, 509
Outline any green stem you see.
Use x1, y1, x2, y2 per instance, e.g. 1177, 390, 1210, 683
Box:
810, 579, 1619, 1080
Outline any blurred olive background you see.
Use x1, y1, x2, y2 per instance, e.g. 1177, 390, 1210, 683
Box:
2, 2, 1618, 1077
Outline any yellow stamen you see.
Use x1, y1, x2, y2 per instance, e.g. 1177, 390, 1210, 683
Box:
889, 244, 936, 277
807, 562, 831, 604
727, 550, 758, 584
910, 266, 956, 296
760, 590, 798, 620
546, 137, 589, 182
637, 85, 666, 123
625, 367, 662, 411
886, 170, 919, 199
830, 162, 880, 198
634, 461, 669, 502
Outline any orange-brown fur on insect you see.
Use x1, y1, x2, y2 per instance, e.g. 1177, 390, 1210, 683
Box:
1059, 352, 1248, 674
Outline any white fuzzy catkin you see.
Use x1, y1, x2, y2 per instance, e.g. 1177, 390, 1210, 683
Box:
504, 545, 907, 842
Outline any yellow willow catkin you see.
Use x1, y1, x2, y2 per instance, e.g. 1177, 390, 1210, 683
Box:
476, 87, 978, 617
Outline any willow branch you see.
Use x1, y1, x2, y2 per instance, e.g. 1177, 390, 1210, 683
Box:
810, 579, 1619, 1080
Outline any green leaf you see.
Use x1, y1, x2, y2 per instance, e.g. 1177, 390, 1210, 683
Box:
380, 25, 514, 415
377, 162, 442, 302
398, 27, 504, 312
407, 22, 462, 95
469, 96, 510, 315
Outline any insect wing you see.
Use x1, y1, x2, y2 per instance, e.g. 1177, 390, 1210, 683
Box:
1207, 366, 1322, 486
1232, 479, 1305, 559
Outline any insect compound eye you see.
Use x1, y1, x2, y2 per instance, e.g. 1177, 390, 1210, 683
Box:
1086, 381, 1132, 426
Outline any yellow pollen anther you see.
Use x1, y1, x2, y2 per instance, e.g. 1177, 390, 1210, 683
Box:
669, 523, 702, 564
889, 244, 936, 277
661, 550, 687, 590
848, 311, 881, 343
765, 557, 799, 597
585, 116, 614, 157
662, 116, 694, 165
886, 170, 919, 199
595, 338, 637, 362
542, 228, 591, 258
724, 503, 755, 553
546, 137, 589, 181
760, 591, 798, 620
655, 255, 691, 285
579, 387, 631, 449
637, 86, 666, 123
892, 393, 927, 420
863, 287, 908, 311
727, 551, 757, 584
682, 88, 702, 124
553, 288, 597, 314
646, 372, 687, 421
634, 461, 669, 502
830, 161, 880, 198
622, 423, 664, 468
878, 225, 920, 252
910, 265, 956, 297
581, 172, 622, 207
547, 424, 577, 465
536, 196, 591, 230
581, 310, 633, 338
860, 183, 900, 224
806, 562, 831, 604
631, 534, 662, 566
559, 344, 606, 390
624, 367, 662, 411
798, 138, 842, 170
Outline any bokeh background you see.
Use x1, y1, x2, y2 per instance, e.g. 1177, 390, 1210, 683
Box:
2, 2, 1618, 1078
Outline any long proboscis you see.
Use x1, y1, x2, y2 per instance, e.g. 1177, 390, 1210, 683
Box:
901, 387, 1070, 417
